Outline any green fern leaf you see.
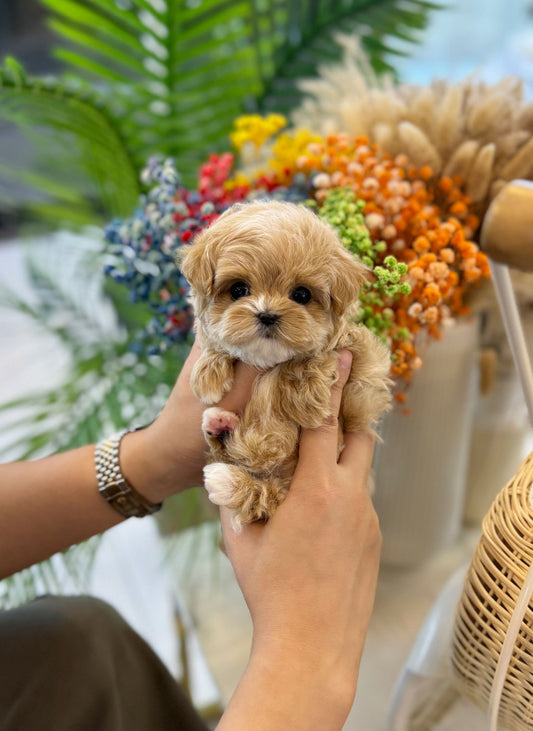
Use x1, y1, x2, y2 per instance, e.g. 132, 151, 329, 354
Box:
0, 71, 139, 219
258, 0, 443, 113
38, 0, 441, 184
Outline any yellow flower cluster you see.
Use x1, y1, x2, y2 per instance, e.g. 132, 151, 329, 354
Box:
224, 171, 252, 192
229, 114, 287, 151
269, 128, 324, 178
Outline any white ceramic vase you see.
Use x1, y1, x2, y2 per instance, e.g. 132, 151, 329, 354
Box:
463, 370, 533, 527
372, 317, 480, 567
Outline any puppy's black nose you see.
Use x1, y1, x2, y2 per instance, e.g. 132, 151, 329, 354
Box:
257, 312, 280, 327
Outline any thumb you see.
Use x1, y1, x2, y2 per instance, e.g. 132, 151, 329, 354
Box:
297, 350, 352, 468
217, 361, 259, 415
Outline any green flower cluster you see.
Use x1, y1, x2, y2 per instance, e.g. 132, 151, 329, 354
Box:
312, 187, 411, 341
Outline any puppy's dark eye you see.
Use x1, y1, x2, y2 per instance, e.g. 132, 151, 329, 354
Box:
290, 286, 312, 305
230, 281, 250, 300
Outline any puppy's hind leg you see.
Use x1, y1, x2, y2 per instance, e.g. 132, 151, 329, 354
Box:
203, 463, 288, 532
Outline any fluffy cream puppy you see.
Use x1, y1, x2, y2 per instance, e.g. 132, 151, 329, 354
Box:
180, 200, 391, 529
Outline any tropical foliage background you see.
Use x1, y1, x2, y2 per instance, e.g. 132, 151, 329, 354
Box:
0, 0, 441, 605
0, 0, 440, 224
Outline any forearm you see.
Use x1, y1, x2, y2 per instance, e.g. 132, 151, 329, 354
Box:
217, 643, 353, 731
0, 428, 178, 579
0, 445, 122, 578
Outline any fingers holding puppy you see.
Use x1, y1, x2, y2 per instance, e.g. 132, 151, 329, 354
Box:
217, 360, 258, 415
295, 349, 352, 472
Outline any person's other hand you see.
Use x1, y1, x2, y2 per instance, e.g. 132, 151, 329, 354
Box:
220, 351, 380, 723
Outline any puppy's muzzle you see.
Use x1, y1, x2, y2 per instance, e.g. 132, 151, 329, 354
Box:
257, 311, 280, 327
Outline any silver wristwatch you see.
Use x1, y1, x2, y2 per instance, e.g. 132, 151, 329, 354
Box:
94, 429, 162, 519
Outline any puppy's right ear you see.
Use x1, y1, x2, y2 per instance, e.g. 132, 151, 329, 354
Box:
177, 230, 215, 295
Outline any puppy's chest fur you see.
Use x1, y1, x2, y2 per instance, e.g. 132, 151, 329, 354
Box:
192, 318, 391, 531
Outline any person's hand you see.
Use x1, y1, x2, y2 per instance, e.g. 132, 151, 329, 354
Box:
121, 340, 258, 502
219, 351, 381, 728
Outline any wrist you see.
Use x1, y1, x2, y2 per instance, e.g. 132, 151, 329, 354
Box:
244, 637, 356, 728
94, 430, 162, 518
119, 426, 184, 504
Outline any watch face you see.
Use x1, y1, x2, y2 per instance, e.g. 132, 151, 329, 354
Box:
101, 479, 127, 495
99, 479, 159, 518
100, 480, 134, 516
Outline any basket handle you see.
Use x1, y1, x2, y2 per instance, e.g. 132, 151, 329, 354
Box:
488, 561, 533, 731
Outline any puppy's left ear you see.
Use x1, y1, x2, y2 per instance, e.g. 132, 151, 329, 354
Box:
177, 230, 215, 295
331, 249, 369, 315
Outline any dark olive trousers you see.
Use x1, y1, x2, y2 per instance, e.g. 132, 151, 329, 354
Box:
0, 595, 209, 731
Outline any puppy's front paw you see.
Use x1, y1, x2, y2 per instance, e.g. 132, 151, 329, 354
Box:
191, 354, 234, 405
202, 407, 239, 440
204, 463, 236, 507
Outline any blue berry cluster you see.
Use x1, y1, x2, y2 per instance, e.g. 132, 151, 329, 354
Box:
103, 159, 227, 352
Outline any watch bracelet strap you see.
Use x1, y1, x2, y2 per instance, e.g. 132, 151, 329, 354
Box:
95, 428, 162, 519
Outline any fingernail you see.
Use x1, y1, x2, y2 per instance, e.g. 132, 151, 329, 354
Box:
338, 350, 352, 372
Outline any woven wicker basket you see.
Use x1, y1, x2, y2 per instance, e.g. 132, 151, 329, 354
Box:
452, 449, 533, 730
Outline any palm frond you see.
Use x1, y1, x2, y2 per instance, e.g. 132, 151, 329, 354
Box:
0, 58, 139, 221
0, 234, 187, 459
257, 0, 443, 112
0, 235, 190, 607
38, 0, 441, 183
0, 1, 441, 217
0, 537, 102, 610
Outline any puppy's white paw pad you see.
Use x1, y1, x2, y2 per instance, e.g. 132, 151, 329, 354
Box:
204, 463, 235, 506
202, 407, 239, 439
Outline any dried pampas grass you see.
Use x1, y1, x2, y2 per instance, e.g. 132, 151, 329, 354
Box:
292, 35, 533, 215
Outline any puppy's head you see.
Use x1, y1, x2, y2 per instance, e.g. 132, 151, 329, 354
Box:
180, 200, 367, 368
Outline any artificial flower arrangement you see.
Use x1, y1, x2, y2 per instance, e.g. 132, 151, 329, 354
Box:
293, 36, 533, 215
104, 110, 490, 404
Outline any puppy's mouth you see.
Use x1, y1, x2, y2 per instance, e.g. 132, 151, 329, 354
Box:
210, 309, 299, 368
258, 325, 278, 339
